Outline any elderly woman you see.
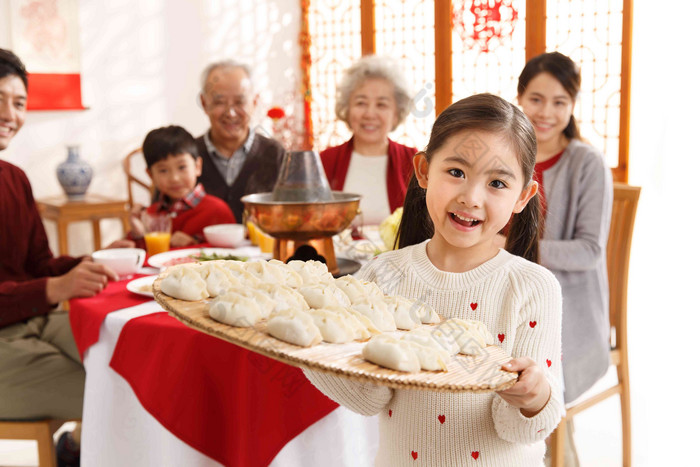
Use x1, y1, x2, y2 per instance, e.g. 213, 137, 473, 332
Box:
320, 55, 416, 225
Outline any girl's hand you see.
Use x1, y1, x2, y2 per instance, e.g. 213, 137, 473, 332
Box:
170, 231, 196, 248
496, 357, 551, 417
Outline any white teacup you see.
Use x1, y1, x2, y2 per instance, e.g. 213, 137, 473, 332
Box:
92, 248, 146, 279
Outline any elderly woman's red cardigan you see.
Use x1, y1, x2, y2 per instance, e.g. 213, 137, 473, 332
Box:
319, 137, 416, 213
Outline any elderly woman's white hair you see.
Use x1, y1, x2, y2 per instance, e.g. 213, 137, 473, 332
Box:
335, 55, 412, 131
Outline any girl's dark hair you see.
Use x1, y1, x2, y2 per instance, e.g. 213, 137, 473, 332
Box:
0, 48, 28, 90
395, 93, 542, 264
517, 51, 581, 140
142, 125, 199, 168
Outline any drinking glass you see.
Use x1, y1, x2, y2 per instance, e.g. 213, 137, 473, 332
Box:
142, 212, 172, 256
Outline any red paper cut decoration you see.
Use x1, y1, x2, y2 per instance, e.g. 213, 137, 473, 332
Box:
452, 0, 519, 53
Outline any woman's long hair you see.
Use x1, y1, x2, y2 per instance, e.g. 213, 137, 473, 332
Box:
395, 93, 542, 264
517, 51, 581, 140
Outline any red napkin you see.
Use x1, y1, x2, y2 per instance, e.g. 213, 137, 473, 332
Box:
69, 275, 153, 359
110, 312, 339, 466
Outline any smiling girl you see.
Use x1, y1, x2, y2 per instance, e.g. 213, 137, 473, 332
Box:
306, 94, 563, 466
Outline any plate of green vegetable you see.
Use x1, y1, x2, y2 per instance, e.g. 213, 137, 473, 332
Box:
148, 247, 270, 269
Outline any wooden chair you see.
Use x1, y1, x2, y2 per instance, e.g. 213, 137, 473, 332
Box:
123, 147, 153, 208
0, 419, 67, 467
551, 183, 641, 467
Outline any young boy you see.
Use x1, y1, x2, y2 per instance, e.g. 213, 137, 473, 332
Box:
112, 125, 236, 248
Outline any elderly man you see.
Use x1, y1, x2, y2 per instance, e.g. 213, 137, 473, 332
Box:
196, 61, 285, 222
0, 49, 117, 467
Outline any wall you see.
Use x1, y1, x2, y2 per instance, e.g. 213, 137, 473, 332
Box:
0, 0, 301, 254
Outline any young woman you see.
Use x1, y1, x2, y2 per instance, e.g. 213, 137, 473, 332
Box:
517, 52, 613, 405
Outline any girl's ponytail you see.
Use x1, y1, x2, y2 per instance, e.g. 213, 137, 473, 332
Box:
396, 174, 433, 249
505, 191, 542, 264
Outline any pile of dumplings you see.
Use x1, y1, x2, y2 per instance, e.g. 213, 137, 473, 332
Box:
362, 318, 495, 372
159, 260, 494, 373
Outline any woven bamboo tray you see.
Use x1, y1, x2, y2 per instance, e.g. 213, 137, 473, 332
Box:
153, 275, 518, 393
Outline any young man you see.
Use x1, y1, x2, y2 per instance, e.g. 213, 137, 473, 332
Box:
0, 48, 117, 467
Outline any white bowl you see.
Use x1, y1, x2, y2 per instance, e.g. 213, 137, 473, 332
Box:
92, 248, 146, 278
204, 224, 246, 248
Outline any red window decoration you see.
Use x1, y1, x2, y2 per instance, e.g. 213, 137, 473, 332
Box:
452, 0, 519, 53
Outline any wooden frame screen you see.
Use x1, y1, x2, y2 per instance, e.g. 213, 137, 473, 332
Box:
303, 0, 632, 181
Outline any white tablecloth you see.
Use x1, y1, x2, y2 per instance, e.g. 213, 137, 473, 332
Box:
80, 301, 379, 466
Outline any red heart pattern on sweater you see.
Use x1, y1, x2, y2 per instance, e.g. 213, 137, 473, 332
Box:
388, 410, 392, 417
471, 451, 479, 460
438, 414, 445, 424
529, 321, 537, 328
498, 333, 505, 343
546, 359, 552, 367
411, 451, 418, 460
470, 302, 478, 310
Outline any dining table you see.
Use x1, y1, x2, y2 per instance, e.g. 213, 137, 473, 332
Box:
68, 248, 379, 466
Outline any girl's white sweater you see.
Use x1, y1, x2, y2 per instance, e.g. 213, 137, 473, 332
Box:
305, 242, 563, 466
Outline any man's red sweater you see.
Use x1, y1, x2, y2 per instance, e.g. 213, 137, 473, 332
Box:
0, 160, 81, 328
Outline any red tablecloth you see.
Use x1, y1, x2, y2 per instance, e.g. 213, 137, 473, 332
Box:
109, 312, 339, 467
69, 275, 152, 359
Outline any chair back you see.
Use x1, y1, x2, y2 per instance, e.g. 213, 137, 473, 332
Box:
606, 183, 641, 350
123, 148, 153, 207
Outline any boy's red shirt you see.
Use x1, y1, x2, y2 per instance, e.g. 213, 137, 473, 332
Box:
131, 184, 236, 246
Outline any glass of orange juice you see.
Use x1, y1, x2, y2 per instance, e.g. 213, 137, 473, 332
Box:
142, 212, 172, 256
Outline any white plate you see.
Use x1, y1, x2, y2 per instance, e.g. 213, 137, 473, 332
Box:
126, 275, 159, 297
147, 247, 269, 269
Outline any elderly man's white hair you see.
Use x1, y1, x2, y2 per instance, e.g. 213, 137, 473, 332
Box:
200, 60, 253, 95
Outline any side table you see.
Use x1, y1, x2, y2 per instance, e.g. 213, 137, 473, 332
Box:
37, 194, 130, 255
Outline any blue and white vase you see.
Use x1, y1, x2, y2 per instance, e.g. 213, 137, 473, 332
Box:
56, 145, 93, 200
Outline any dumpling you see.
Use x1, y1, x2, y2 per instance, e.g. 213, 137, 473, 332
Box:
402, 340, 449, 371
199, 262, 242, 297
286, 260, 334, 286
351, 298, 396, 332
266, 309, 322, 347
306, 308, 357, 344
298, 284, 351, 309
335, 275, 384, 304
255, 283, 310, 313
413, 300, 441, 324
160, 264, 208, 301
208, 292, 262, 327
405, 326, 460, 356
362, 335, 420, 373
343, 308, 381, 335
217, 261, 262, 287
245, 260, 303, 287
434, 318, 494, 355
233, 287, 277, 318
323, 307, 373, 340
383, 296, 422, 330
